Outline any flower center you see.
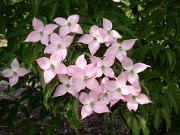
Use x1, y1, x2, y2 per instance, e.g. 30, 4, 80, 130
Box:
89, 101, 94, 107
83, 75, 89, 80
50, 64, 55, 69
117, 87, 121, 92
39, 31, 44, 36
57, 43, 61, 48
118, 45, 122, 51
67, 22, 71, 26
103, 90, 108, 97
93, 36, 97, 40
132, 95, 136, 99
66, 83, 71, 87
107, 30, 111, 34
13, 71, 17, 76
101, 65, 105, 70
130, 69, 134, 74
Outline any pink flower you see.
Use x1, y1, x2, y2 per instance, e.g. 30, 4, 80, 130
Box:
105, 39, 136, 62
68, 54, 100, 92
121, 56, 150, 84
102, 73, 128, 107
124, 93, 151, 111
90, 55, 115, 78
54, 14, 83, 36
78, 25, 112, 55
53, 75, 78, 98
36, 51, 67, 84
1, 58, 29, 87
25, 17, 58, 46
99, 77, 116, 105
79, 91, 110, 119
103, 18, 121, 46
44, 33, 73, 60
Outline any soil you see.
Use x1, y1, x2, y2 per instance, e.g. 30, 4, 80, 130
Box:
0, 81, 130, 135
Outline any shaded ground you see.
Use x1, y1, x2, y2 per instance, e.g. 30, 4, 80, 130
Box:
0, 81, 130, 135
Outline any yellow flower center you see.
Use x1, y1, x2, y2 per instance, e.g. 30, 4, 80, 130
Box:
13, 71, 17, 76
132, 95, 136, 99
89, 101, 94, 107
67, 22, 71, 26
93, 37, 97, 40
50, 64, 55, 69
83, 76, 88, 80
57, 43, 61, 48
66, 83, 71, 87
39, 31, 43, 36
117, 87, 121, 92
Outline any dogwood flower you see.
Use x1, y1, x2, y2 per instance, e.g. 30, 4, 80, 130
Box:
124, 93, 151, 111
78, 25, 112, 55
79, 91, 110, 119
36, 51, 67, 84
53, 75, 78, 98
90, 55, 115, 78
121, 56, 150, 84
105, 39, 136, 62
99, 77, 116, 105
54, 14, 83, 36
1, 58, 29, 87
44, 33, 73, 60
25, 17, 58, 46
68, 55, 100, 92
103, 18, 121, 46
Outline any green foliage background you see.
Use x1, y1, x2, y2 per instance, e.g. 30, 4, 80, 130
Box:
0, 0, 180, 134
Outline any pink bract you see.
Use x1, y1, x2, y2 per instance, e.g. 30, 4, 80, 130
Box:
79, 91, 110, 119
36, 51, 67, 84
105, 39, 136, 62
1, 58, 29, 87
121, 56, 150, 84
25, 17, 58, 46
78, 25, 112, 55
54, 14, 83, 36
68, 55, 100, 92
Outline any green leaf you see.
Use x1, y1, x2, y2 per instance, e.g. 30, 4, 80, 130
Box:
136, 44, 151, 61
142, 71, 161, 82
131, 117, 141, 135
49, 1, 59, 21
43, 125, 55, 135
165, 49, 176, 72
151, 44, 165, 61
153, 108, 162, 131
43, 79, 58, 109
79, 0, 88, 11
0, 14, 6, 34
17, 119, 37, 135
165, 81, 179, 114
175, 18, 180, 41
61, 0, 71, 16
64, 98, 80, 133
25, 122, 37, 135
39, 71, 46, 89
31, 0, 42, 15
161, 107, 171, 130
123, 110, 133, 128
139, 117, 150, 135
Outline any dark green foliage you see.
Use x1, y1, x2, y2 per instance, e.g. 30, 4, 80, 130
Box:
0, 0, 180, 134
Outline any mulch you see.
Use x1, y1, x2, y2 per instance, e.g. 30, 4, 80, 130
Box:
0, 81, 130, 135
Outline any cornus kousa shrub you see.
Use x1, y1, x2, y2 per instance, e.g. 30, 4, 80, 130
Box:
1, 14, 151, 119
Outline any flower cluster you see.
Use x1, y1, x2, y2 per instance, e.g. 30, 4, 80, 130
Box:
1, 58, 29, 87
25, 15, 151, 119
